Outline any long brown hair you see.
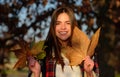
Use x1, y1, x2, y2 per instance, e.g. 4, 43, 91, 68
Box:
44, 6, 78, 64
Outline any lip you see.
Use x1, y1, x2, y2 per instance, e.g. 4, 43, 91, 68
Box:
59, 31, 68, 35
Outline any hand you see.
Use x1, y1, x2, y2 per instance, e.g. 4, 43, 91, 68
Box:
28, 56, 41, 77
84, 56, 94, 73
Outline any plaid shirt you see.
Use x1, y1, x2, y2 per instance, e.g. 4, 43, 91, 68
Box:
28, 56, 99, 77
44, 58, 99, 77
45, 59, 56, 77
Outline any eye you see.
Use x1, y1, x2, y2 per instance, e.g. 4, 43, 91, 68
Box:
66, 21, 71, 25
67, 22, 70, 25
56, 21, 60, 25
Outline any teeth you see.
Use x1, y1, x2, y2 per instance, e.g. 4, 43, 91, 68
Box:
59, 32, 67, 34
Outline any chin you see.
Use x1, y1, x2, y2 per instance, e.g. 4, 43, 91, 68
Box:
60, 37, 69, 41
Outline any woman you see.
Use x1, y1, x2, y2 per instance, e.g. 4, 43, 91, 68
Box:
28, 6, 98, 77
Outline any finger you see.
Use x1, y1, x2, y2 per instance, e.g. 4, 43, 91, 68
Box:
83, 56, 90, 60
28, 56, 36, 67
84, 59, 94, 70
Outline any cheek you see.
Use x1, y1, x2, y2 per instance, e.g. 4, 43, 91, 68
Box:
55, 26, 58, 34
68, 26, 72, 34
69, 29, 72, 36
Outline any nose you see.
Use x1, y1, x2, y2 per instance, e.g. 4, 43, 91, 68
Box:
61, 23, 66, 30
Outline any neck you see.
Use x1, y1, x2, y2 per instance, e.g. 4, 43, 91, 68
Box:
59, 39, 68, 48
62, 42, 67, 47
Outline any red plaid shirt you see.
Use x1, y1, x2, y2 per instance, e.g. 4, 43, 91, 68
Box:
44, 58, 99, 77
46, 59, 56, 77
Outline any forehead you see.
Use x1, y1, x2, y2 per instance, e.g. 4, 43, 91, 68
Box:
57, 13, 70, 21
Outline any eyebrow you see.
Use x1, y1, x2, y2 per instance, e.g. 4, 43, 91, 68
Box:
56, 21, 70, 22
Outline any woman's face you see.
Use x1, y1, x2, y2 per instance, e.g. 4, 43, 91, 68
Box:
55, 13, 71, 41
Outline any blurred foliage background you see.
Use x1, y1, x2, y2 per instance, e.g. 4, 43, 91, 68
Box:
0, 0, 120, 77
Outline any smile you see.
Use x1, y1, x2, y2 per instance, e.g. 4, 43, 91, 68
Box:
59, 31, 67, 35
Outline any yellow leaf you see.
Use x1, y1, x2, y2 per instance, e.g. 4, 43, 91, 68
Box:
10, 44, 21, 50
87, 27, 101, 56
13, 49, 26, 58
12, 40, 31, 69
13, 55, 27, 69
65, 46, 85, 66
65, 26, 90, 65
30, 41, 45, 55
65, 26, 101, 65
36, 51, 46, 60
12, 40, 46, 69
72, 26, 90, 55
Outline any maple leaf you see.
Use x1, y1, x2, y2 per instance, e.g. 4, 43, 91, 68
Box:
11, 40, 46, 69
65, 26, 101, 66
30, 40, 46, 60
30, 41, 45, 55
11, 40, 30, 69
13, 55, 27, 69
